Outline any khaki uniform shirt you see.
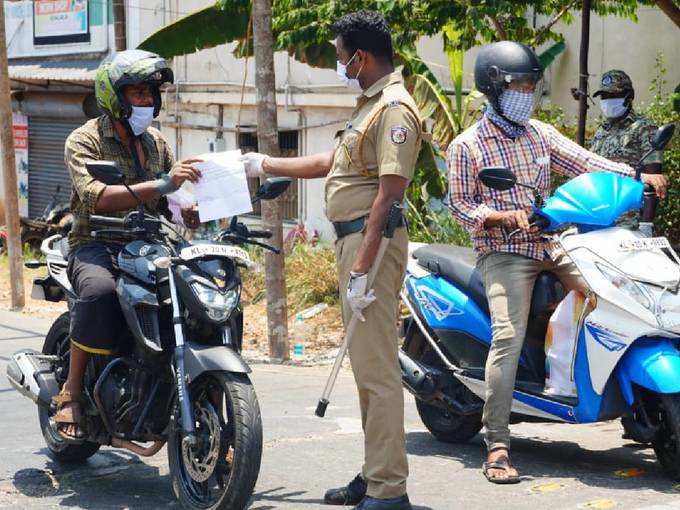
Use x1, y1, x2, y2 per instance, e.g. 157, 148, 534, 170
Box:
325, 71, 424, 222
65, 115, 174, 251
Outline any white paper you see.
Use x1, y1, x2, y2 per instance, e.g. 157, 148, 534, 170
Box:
166, 187, 196, 225
193, 150, 253, 222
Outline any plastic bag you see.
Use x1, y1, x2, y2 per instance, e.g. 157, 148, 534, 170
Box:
544, 290, 586, 397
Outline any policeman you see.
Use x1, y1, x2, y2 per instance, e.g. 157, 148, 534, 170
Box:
591, 70, 663, 234
240, 10, 423, 510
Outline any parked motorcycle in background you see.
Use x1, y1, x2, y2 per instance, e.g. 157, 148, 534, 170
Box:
6, 161, 292, 510
398, 124, 680, 479
19, 184, 73, 253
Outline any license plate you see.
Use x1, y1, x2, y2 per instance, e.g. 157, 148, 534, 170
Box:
180, 244, 251, 262
619, 237, 671, 252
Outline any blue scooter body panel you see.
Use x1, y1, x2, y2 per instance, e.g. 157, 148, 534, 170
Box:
405, 274, 492, 342
537, 172, 643, 231
616, 338, 680, 405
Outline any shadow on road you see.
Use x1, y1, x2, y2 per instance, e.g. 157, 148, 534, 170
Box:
406, 430, 677, 495
11, 449, 177, 508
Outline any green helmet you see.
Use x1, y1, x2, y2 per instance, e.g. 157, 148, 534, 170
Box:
95, 49, 173, 121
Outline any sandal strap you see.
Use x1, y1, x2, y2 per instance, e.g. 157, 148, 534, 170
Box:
52, 389, 82, 405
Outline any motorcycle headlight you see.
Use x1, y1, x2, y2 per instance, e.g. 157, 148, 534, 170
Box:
190, 282, 239, 322
595, 262, 655, 312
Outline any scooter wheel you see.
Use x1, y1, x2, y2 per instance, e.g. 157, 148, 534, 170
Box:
653, 393, 680, 480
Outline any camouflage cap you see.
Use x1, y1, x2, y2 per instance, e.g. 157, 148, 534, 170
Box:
593, 69, 633, 97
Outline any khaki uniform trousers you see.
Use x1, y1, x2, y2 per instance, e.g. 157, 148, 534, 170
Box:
335, 227, 409, 499
477, 251, 586, 451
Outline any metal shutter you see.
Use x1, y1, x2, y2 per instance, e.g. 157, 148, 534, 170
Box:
27, 118, 81, 218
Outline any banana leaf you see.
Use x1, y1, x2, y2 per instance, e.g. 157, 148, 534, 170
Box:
138, 1, 251, 58
538, 41, 566, 70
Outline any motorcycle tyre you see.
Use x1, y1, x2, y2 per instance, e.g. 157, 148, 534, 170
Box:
415, 348, 483, 444
168, 371, 263, 510
39, 312, 101, 463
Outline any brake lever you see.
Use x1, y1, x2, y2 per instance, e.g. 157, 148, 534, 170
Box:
217, 234, 281, 255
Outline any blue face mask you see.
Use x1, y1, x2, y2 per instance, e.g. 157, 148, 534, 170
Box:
499, 90, 535, 125
128, 106, 155, 136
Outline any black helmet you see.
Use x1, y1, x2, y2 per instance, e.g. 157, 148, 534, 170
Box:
474, 41, 543, 123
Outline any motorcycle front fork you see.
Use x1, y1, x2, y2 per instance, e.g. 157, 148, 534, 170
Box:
166, 266, 197, 447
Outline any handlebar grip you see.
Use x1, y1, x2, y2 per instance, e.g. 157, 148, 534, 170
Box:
90, 215, 124, 228
528, 213, 550, 230
247, 230, 273, 239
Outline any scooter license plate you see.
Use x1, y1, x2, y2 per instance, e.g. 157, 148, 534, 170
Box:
180, 244, 251, 262
619, 237, 671, 252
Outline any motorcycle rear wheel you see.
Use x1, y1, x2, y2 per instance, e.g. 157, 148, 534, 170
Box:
168, 371, 263, 510
652, 393, 680, 480
415, 348, 483, 443
39, 312, 101, 462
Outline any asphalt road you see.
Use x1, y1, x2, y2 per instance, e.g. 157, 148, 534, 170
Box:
1, 310, 680, 510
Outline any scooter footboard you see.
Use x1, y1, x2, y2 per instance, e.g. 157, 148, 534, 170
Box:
617, 338, 680, 405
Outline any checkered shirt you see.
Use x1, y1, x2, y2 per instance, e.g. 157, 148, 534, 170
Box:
447, 115, 634, 261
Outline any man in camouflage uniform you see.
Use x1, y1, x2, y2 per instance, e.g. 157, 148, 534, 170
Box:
591, 70, 663, 234
54, 50, 202, 442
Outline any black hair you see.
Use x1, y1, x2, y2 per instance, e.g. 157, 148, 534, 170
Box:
331, 10, 393, 65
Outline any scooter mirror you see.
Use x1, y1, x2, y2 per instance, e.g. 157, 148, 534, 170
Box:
479, 166, 517, 191
255, 177, 292, 201
86, 161, 125, 185
651, 123, 676, 151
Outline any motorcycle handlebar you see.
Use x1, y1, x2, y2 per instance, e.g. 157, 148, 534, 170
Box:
90, 215, 125, 228
247, 230, 273, 239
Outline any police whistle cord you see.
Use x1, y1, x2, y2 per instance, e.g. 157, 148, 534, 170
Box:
315, 201, 404, 418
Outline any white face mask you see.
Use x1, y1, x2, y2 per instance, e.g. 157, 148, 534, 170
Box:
127, 106, 155, 136
336, 51, 363, 91
599, 97, 628, 119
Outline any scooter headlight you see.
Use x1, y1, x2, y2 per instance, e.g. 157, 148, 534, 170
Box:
190, 282, 239, 322
595, 262, 655, 312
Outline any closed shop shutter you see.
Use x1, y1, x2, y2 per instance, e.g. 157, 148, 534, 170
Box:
27, 117, 81, 218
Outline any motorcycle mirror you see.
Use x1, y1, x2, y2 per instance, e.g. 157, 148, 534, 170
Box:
255, 177, 292, 201
86, 161, 125, 186
479, 167, 517, 191
651, 123, 675, 151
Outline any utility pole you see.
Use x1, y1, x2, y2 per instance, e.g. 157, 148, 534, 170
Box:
252, 0, 289, 360
576, 0, 591, 147
0, 4, 25, 309
113, 0, 127, 51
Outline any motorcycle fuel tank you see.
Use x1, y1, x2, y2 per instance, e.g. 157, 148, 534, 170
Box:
118, 240, 171, 285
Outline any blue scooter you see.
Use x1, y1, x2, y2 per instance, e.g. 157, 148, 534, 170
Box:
398, 124, 680, 479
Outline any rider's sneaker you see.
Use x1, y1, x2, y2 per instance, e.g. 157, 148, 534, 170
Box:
324, 473, 367, 506
352, 495, 412, 510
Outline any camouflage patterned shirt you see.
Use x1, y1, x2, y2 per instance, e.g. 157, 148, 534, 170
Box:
590, 110, 662, 227
590, 110, 662, 167
65, 115, 174, 251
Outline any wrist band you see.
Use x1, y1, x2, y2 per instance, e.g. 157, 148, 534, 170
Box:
154, 174, 179, 195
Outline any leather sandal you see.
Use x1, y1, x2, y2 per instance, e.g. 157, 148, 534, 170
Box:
482, 455, 521, 484
52, 389, 86, 444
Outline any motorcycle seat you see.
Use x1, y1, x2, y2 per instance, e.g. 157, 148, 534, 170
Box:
413, 244, 489, 316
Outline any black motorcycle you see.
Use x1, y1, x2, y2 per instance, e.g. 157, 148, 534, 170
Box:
7, 161, 291, 510
20, 184, 73, 252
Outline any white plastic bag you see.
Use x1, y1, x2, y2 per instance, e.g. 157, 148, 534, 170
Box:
544, 290, 586, 397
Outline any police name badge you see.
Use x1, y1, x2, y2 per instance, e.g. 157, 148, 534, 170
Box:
390, 126, 408, 145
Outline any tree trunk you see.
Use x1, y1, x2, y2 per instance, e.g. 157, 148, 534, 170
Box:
113, 0, 127, 51
0, 4, 25, 309
576, 0, 591, 147
656, 0, 680, 29
252, 0, 289, 361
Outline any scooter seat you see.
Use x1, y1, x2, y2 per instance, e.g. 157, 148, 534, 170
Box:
413, 244, 489, 315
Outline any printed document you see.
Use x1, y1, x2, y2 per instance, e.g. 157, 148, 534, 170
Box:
193, 150, 253, 222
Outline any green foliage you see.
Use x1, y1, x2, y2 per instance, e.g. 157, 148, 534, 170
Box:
643, 55, 680, 244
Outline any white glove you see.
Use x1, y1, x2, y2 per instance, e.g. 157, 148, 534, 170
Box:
238, 152, 268, 178
346, 272, 376, 322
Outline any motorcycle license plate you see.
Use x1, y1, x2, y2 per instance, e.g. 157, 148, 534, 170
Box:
619, 237, 671, 252
180, 244, 251, 262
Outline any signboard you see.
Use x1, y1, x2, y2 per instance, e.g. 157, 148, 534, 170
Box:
33, 0, 89, 45
13, 113, 29, 218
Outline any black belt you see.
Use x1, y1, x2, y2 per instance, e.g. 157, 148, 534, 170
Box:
333, 215, 406, 239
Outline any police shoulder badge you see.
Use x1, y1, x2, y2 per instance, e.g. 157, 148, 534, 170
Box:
390, 126, 408, 145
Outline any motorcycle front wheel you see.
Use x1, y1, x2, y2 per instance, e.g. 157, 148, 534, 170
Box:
168, 372, 263, 510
